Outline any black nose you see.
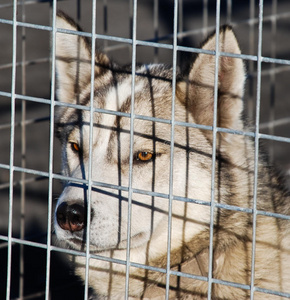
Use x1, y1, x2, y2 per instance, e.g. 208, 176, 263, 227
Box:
56, 202, 86, 232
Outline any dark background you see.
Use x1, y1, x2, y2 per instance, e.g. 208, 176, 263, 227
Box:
1, 0, 290, 299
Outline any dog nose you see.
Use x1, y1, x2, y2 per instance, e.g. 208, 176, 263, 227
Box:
56, 202, 86, 232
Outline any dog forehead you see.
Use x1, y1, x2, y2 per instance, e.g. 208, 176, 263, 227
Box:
72, 64, 174, 141
102, 64, 173, 112
59, 66, 175, 144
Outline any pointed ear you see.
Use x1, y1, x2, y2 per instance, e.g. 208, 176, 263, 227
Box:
177, 26, 245, 141
55, 11, 110, 103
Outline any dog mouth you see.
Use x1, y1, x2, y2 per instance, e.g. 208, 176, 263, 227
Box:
117, 231, 149, 249
64, 237, 87, 251
64, 231, 149, 252
64, 238, 105, 253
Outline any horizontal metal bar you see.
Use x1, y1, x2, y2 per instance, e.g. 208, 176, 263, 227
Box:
0, 235, 255, 291
0, 90, 52, 105
1, 162, 289, 221
0, 116, 49, 131
0, 57, 49, 71
252, 64, 290, 78
255, 286, 290, 298
1, 91, 290, 143
0, 175, 47, 190
0, 0, 60, 9
1, 18, 290, 67
2, 234, 288, 297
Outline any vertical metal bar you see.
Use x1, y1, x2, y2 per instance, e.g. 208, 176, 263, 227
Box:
84, 0, 98, 299
207, 1, 221, 299
6, 0, 18, 299
165, 0, 178, 298
226, 0, 232, 24
153, 0, 159, 63
103, 0, 108, 51
178, 0, 183, 52
250, 0, 264, 299
248, 0, 255, 120
45, 0, 57, 299
129, 0, 133, 61
77, 0, 81, 21
20, 0, 27, 298
269, 0, 277, 162
125, 0, 138, 297
202, 0, 208, 38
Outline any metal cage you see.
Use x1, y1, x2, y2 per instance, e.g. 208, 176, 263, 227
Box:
1, 0, 290, 299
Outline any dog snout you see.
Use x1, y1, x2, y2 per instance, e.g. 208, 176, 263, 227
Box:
56, 202, 86, 232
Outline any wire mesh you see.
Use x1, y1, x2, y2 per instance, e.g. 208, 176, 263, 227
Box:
1, 0, 290, 299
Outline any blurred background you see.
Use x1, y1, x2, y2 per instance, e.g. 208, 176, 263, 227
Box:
1, 0, 290, 299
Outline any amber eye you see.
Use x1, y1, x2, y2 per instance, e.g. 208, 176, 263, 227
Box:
71, 142, 80, 153
137, 151, 153, 162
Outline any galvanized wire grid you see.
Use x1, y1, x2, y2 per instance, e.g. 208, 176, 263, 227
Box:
1, 0, 290, 299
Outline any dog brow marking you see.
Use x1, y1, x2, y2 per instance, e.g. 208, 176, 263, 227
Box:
92, 75, 145, 158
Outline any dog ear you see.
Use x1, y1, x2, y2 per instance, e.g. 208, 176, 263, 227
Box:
177, 26, 245, 142
55, 11, 110, 103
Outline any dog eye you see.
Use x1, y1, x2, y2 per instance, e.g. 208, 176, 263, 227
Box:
70, 142, 80, 153
136, 151, 153, 162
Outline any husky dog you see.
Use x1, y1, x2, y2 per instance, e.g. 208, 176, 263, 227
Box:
54, 11, 290, 299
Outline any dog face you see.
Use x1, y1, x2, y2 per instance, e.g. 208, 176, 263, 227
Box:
54, 61, 215, 252
54, 11, 249, 297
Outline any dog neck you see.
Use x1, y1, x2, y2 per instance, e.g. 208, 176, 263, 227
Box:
139, 247, 209, 299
